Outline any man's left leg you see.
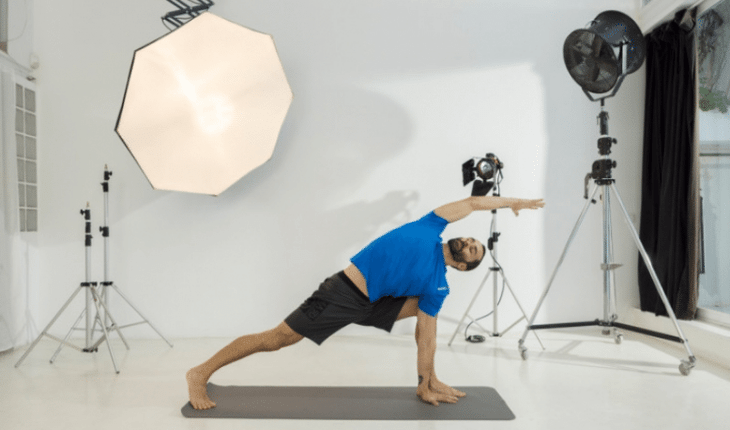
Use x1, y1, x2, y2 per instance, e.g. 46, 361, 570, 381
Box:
186, 321, 303, 410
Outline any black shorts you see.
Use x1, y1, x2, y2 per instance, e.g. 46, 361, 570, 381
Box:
285, 271, 408, 345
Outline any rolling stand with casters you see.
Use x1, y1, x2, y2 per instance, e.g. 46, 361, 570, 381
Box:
517, 102, 696, 376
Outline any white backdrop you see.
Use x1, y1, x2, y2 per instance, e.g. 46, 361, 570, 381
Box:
13, 0, 647, 343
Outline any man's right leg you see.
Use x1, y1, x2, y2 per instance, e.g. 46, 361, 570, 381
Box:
186, 321, 303, 410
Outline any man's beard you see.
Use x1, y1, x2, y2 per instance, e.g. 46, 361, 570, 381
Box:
448, 238, 468, 263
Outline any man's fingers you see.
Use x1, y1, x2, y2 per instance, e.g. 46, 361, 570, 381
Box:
439, 387, 466, 398
439, 394, 459, 404
433, 392, 459, 404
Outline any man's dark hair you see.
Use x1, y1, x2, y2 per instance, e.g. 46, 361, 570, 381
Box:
465, 244, 487, 271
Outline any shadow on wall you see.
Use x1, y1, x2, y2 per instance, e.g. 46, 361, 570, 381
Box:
218, 82, 418, 277
225, 83, 414, 202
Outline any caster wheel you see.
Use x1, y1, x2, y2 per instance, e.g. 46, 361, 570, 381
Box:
679, 361, 693, 376
519, 347, 528, 361
614, 334, 623, 345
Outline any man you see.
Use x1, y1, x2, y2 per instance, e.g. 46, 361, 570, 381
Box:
186, 195, 544, 410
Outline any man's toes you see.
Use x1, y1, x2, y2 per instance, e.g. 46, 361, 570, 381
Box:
192, 399, 216, 410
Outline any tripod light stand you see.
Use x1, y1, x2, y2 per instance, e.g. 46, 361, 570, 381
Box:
448, 154, 543, 347
517, 11, 695, 375
94, 166, 173, 351
15, 205, 126, 373
448, 203, 544, 348
15, 167, 172, 373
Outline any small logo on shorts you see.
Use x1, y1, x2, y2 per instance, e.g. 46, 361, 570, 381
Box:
438, 286, 449, 292
301, 297, 329, 321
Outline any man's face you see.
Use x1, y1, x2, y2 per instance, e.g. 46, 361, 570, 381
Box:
448, 237, 485, 265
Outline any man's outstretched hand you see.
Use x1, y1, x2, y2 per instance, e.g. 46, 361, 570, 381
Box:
416, 378, 466, 406
511, 198, 545, 216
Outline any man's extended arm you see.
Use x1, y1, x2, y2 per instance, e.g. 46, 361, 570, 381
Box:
433, 195, 544, 223
415, 310, 465, 406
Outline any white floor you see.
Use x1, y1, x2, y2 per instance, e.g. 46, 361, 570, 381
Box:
2, 329, 730, 430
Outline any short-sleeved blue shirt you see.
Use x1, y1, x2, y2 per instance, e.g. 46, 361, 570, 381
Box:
350, 211, 449, 317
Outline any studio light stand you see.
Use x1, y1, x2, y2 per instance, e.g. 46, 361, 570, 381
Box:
95, 166, 172, 350
16, 166, 172, 373
517, 101, 697, 376
449, 197, 544, 348
448, 156, 544, 347
15, 205, 125, 373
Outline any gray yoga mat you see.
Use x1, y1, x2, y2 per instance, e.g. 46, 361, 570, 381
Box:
181, 384, 515, 420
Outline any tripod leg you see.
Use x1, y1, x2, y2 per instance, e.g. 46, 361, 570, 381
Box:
448, 271, 492, 346
92, 287, 130, 351
50, 307, 87, 363
89, 288, 120, 374
15, 286, 84, 368
500, 273, 545, 350
111, 284, 173, 347
518, 184, 600, 357
609, 184, 696, 372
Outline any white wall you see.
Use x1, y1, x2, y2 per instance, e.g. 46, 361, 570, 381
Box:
1, 0, 37, 352
4, 0, 34, 69
27, 0, 646, 341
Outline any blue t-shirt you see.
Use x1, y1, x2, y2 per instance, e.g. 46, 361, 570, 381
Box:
350, 211, 449, 317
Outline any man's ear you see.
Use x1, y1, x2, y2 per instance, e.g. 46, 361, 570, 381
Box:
456, 262, 467, 271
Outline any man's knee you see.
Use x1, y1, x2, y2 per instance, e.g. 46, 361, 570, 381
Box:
264, 322, 303, 351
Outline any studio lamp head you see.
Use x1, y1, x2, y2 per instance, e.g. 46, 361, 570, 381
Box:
462, 153, 503, 196
563, 10, 646, 101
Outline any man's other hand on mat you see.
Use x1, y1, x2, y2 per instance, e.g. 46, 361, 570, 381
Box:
430, 378, 466, 400
417, 380, 465, 406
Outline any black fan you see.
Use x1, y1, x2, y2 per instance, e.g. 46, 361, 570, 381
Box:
563, 11, 646, 100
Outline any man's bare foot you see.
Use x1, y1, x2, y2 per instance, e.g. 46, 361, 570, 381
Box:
186, 367, 216, 410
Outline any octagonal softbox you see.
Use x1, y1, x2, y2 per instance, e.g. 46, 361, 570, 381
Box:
116, 13, 293, 196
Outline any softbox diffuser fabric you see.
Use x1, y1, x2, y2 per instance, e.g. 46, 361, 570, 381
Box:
116, 13, 293, 196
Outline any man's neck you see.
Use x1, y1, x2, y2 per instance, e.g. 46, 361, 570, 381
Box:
442, 243, 456, 268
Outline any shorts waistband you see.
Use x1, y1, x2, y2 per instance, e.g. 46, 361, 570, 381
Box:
337, 271, 369, 301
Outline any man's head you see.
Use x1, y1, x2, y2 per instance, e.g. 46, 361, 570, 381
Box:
447, 237, 486, 271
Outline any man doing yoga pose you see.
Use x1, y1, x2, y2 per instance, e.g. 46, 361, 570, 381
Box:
186, 195, 544, 409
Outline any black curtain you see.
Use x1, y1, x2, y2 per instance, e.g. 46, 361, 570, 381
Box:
638, 10, 698, 320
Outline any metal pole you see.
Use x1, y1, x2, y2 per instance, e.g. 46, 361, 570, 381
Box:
102, 167, 111, 329
81, 205, 93, 349
609, 183, 696, 361
602, 186, 611, 324
518, 184, 600, 347
491, 213, 499, 334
